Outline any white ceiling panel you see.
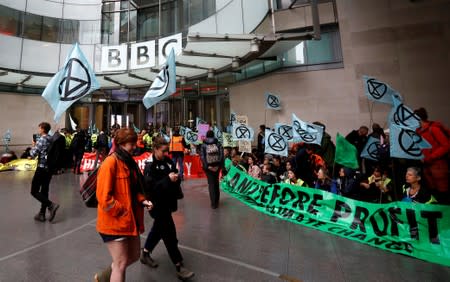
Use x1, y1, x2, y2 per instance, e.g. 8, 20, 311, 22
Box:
25, 76, 52, 87
177, 55, 230, 70
175, 67, 206, 77
184, 41, 250, 57
0, 72, 29, 85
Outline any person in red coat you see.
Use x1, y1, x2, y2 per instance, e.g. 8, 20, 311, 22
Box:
414, 108, 450, 204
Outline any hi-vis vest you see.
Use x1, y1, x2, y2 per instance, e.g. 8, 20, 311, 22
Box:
285, 178, 305, 187
170, 136, 184, 152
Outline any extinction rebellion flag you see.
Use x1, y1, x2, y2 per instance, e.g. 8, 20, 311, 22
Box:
388, 95, 421, 130
389, 123, 431, 160
265, 92, 281, 110
274, 123, 294, 142
363, 75, 402, 105
42, 43, 100, 122
291, 114, 323, 145
361, 136, 381, 161
143, 48, 176, 109
232, 123, 254, 141
264, 129, 288, 157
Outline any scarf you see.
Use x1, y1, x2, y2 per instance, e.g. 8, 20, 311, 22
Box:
114, 147, 145, 195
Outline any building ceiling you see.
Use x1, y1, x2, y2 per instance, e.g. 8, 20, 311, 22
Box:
0, 33, 307, 90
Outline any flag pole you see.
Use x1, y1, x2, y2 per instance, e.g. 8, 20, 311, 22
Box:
391, 158, 399, 201
264, 109, 267, 127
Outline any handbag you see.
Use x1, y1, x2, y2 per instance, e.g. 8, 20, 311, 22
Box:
80, 151, 101, 208
80, 166, 100, 208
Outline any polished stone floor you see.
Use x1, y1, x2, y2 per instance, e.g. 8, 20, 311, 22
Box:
0, 170, 449, 282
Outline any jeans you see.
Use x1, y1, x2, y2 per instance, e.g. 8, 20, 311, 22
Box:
206, 169, 220, 208
172, 152, 184, 179
144, 212, 183, 265
30, 167, 53, 213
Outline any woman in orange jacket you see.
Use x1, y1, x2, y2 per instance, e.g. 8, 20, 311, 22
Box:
95, 128, 153, 282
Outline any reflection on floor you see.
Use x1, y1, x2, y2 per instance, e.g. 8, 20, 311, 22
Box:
0, 171, 449, 281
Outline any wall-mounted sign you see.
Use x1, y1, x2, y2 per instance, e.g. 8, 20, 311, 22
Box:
101, 33, 182, 72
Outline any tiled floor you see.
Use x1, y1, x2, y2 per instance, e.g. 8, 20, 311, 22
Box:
0, 171, 449, 281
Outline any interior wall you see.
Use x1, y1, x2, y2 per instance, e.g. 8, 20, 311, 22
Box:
0, 93, 65, 152
230, 0, 450, 144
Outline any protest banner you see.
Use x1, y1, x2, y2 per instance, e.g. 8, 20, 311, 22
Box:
221, 163, 450, 267
239, 140, 252, 153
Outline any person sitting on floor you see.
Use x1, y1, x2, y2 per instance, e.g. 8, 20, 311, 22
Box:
315, 167, 337, 193
284, 169, 305, 187
402, 167, 437, 204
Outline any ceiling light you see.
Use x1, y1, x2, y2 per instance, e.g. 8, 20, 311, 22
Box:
250, 38, 260, 52
232, 57, 240, 68
207, 69, 215, 79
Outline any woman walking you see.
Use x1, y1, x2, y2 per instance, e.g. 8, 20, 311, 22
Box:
95, 128, 153, 282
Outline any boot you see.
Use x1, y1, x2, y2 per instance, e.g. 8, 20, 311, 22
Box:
47, 202, 60, 222
140, 249, 158, 268
176, 263, 194, 280
34, 212, 46, 222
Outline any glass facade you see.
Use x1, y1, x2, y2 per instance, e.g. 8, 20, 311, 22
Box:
0, 4, 100, 44
101, 0, 216, 44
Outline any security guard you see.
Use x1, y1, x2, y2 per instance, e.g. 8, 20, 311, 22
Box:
169, 127, 187, 180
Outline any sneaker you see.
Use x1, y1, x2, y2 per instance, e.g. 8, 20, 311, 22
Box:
140, 250, 158, 268
47, 203, 60, 222
34, 212, 46, 222
176, 265, 194, 280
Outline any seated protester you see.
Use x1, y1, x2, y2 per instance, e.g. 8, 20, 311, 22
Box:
221, 147, 232, 177
315, 167, 337, 193
293, 143, 315, 187
21, 147, 32, 159
240, 155, 249, 172
360, 166, 392, 203
280, 160, 293, 182
284, 169, 305, 187
272, 156, 286, 181
232, 155, 246, 172
336, 167, 359, 199
247, 154, 261, 179
402, 167, 437, 204
261, 163, 277, 184
260, 154, 273, 170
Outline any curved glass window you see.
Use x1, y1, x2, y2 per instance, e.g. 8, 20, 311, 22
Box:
0, 4, 101, 44
101, 0, 216, 44
0, 5, 21, 36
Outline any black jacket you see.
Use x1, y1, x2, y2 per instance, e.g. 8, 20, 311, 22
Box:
143, 156, 182, 217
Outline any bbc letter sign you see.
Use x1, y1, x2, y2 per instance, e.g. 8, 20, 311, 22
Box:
101, 33, 182, 72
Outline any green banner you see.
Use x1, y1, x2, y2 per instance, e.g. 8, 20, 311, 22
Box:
221, 165, 450, 267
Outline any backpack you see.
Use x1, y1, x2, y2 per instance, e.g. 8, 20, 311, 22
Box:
205, 143, 221, 165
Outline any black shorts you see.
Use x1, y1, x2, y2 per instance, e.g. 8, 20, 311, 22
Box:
99, 233, 129, 243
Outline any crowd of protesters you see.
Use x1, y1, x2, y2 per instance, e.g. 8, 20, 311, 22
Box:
223, 108, 449, 205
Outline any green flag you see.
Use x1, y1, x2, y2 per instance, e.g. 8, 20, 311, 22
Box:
335, 133, 359, 169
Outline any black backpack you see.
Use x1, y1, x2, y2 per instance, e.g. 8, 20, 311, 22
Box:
205, 143, 221, 165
